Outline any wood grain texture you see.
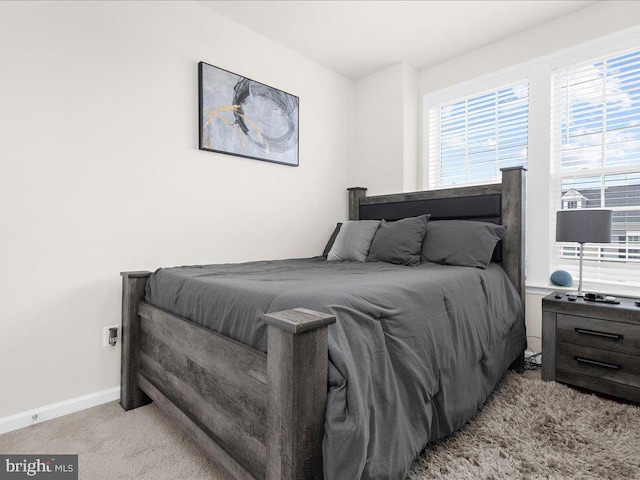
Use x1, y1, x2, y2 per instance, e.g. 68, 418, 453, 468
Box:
556, 314, 640, 356
262, 308, 336, 334
138, 302, 267, 402
543, 292, 640, 402
359, 183, 502, 205
120, 271, 152, 411
500, 166, 526, 304
348, 187, 367, 221
542, 294, 640, 325
266, 319, 330, 480
542, 310, 557, 381
555, 369, 640, 403
138, 374, 256, 480
139, 347, 266, 478
556, 342, 640, 389
138, 329, 266, 443
131, 302, 335, 480
137, 302, 269, 478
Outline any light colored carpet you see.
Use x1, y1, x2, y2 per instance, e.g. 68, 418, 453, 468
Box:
1, 372, 639, 479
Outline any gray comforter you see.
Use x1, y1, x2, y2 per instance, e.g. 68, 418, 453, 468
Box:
146, 257, 525, 480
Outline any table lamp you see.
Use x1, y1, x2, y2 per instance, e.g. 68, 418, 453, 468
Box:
556, 209, 612, 297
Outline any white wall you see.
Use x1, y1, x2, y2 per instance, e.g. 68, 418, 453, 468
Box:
0, 1, 353, 418
419, 1, 640, 94
402, 64, 419, 192
417, 1, 640, 351
351, 62, 418, 195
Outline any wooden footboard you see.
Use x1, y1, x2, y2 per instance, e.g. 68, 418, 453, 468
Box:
120, 272, 335, 480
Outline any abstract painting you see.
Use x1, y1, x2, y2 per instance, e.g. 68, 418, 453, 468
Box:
198, 62, 299, 166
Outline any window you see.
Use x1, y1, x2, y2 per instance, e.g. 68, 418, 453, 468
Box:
422, 27, 640, 294
623, 234, 640, 260
551, 47, 640, 289
426, 81, 528, 188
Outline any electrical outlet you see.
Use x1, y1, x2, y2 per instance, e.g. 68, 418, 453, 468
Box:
103, 325, 119, 347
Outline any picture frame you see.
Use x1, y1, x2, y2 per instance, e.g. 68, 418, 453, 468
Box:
198, 62, 299, 167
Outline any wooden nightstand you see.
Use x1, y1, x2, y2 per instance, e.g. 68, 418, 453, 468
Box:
542, 292, 640, 403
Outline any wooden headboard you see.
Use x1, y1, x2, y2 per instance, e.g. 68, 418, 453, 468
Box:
347, 166, 526, 303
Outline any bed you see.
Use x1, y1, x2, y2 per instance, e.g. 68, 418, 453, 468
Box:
120, 166, 526, 480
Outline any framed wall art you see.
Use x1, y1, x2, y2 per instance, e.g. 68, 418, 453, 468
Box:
198, 62, 299, 167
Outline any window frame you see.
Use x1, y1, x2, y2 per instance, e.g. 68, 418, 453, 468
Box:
423, 69, 529, 190
550, 46, 640, 289
421, 25, 640, 295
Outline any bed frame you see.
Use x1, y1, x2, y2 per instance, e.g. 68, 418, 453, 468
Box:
120, 166, 526, 480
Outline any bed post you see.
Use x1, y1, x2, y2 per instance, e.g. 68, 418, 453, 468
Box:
348, 187, 367, 220
500, 166, 527, 373
262, 308, 336, 480
120, 271, 152, 411
500, 166, 526, 301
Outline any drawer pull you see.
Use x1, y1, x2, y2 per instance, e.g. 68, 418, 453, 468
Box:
574, 328, 623, 340
574, 356, 621, 370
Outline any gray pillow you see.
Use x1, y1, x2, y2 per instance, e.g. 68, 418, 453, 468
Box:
421, 220, 507, 268
327, 220, 381, 262
367, 215, 430, 266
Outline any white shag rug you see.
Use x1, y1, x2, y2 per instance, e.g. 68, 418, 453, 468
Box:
408, 372, 640, 479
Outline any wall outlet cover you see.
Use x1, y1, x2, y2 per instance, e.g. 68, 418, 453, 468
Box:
102, 325, 119, 348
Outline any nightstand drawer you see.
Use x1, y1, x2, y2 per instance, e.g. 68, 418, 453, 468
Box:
557, 314, 640, 356
555, 370, 640, 403
556, 342, 640, 389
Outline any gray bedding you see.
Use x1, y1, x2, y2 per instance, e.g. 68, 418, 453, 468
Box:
146, 257, 525, 480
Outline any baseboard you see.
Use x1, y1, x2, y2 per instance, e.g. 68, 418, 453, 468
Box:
0, 386, 120, 435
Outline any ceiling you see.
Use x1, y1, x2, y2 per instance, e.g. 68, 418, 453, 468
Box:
200, 1, 597, 80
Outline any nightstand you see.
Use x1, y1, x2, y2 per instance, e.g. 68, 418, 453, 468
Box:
542, 292, 640, 403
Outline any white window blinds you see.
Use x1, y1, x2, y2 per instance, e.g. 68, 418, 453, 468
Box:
551, 47, 640, 290
427, 81, 528, 188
